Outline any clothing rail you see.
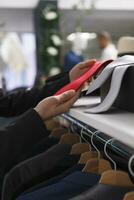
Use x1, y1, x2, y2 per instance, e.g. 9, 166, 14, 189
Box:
61, 114, 134, 169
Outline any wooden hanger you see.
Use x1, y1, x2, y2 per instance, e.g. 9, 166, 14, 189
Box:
45, 119, 60, 131
59, 133, 79, 145
82, 158, 112, 174
123, 192, 134, 200
49, 127, 68, 139
70, 143, 91, 155
99, 170, 134, 187
99, 138, 134, 187
79, 151, 99, 164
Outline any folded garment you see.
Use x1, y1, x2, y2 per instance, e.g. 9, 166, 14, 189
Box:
55, 60, 112, 95
85, 64, 134, 113
86, 55, 134, 95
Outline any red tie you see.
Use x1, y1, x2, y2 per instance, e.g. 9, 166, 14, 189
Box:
55, 60, 112, 95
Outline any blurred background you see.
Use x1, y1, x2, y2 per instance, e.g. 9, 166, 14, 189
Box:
0, 0, 134, 91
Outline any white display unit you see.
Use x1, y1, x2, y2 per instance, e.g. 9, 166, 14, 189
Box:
67, 97, 134, 149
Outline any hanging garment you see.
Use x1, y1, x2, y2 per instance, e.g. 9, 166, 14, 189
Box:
2, 144, 72, 200
86, 55, 134, 95
22, 164, 84, 195
2, 147, 81, 200
3, 152, 81, 200
0, 108, 49, 197
85, 64, 134, 113
70, 183, 134, 200
55, 60, 112, 95
18, 136, 58, 163
16, 172, 100, 200
100, 43, 117, 61
14, 154, 80, 200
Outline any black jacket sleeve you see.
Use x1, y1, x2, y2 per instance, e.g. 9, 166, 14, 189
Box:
0, 109, 48, 173
0, 73, 70, 117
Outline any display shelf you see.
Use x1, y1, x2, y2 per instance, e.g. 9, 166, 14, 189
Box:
66, 97, 134, 149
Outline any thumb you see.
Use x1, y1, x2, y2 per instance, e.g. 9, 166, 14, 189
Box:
56, 90, 76, 104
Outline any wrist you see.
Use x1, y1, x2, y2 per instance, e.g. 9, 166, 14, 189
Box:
34, 107, 47, 121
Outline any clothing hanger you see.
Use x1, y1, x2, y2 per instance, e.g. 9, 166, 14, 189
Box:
123, 192, 134, 200
83, 158, 112, 174
70, 126, 91, 155
78, 127, 98, 164
82, 131, 112, 174
59, 133, 80, 145
79, 151, 98, 165
58, 120, 80, 145
49, 127, 68, 139
45, 119, 60, 131
70, 143, 91, 155
99, 138, 134, 187
128, 154, 134, 177
78, 129, 103, 164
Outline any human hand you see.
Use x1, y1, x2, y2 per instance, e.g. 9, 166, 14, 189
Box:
35, 90, 79, 121
69, 59, 96, 82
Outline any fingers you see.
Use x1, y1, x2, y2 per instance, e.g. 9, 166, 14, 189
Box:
56, 90, 76, 104
57, 91, 80, 114
79, 59, 96, 69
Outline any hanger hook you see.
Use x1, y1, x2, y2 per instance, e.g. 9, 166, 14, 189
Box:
80, 126, 84, 143
69, 121, 75, 133
67, 122, 71, 133
91, 130, 101, 160
128, 154, 134, 177
104, 138, 117, 170
80, 125, 91, 151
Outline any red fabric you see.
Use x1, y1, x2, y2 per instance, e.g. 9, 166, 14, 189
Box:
55, 60, 112, 95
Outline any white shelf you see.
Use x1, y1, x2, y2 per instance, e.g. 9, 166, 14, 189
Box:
67, 97, 134, 149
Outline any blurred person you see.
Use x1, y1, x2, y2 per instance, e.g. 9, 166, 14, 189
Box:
64, 32, 85, 71
97, 31, 117, 60
64, 50, 84, 72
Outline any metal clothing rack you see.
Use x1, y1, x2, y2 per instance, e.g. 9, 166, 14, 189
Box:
61, 113, 134, 173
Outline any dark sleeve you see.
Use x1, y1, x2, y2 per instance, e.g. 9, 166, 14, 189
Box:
0, 109, 47, 173
0, 73, 70, 117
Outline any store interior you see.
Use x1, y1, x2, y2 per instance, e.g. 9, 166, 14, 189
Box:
0, 1, 134, 200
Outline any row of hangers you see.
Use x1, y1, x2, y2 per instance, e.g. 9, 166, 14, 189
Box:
46, 118, 134, 200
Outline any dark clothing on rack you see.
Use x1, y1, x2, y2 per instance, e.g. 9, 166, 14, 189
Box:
2, 144, 72, 200
0, 72, 69, 198
70, 183, 134, 200
0, 72, 69, 117
18, 136, 58, 163
2, 152, 80, 200
17, 172, 100, 200
0, 108, 48, 196
59, 154, 80, 169
23, 164, 84, 195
